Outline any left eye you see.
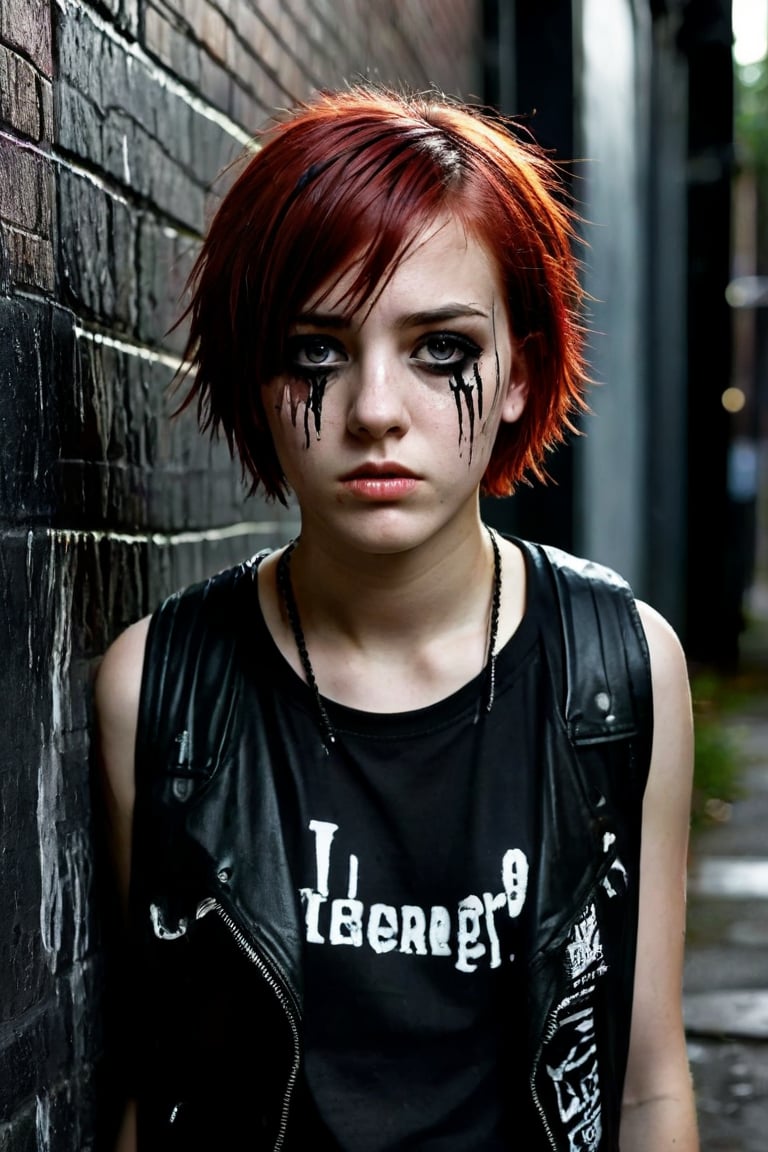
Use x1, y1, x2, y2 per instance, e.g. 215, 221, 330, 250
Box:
286, 336, 347, 371
413, 333, 481, 371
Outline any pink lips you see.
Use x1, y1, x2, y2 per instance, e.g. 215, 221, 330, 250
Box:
339, 463, 420, 500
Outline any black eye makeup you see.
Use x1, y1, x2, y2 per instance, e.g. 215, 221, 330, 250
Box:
278, 316, 499, 456
446, 308, 502, 464
285, 334, 348, 375
411, 331, 483, 376
282, 335, 347, 447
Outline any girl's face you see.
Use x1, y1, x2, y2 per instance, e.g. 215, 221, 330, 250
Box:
264, 212, 527, 557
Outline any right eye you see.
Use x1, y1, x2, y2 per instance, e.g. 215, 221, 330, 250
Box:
286, 335, 347, 371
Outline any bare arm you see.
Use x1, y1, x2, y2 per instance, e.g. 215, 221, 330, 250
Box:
93, 616, 151, 1152
620, 602, 699, 1151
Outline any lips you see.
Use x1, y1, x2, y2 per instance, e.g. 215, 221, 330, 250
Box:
339, 462, 418, 481
338, 462, 420, 500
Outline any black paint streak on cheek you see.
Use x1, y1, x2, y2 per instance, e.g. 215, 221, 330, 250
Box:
492, 306, 501, 410
449, 369, 476, 464
473, 362, 484, 420
302, 372, 329, 448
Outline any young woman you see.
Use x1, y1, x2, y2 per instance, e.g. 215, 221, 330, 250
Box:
95, 85, 699, 1151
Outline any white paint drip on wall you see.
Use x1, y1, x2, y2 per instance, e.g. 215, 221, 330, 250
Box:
36, 712, 63, 965
31, 534, 94, 1137
121, 133, 131, 185
34, 534, 73, 969
67, 831, 91, 963
26, 529, 35, 671
35, 1093, 50, 1151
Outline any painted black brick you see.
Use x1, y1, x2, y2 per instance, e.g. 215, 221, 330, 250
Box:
0, 296, 70, 524
55, 4, 242, 229
57, 168, 136, 329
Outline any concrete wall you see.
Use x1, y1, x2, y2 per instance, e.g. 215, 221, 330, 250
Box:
574, 0, 651, 589
0, 2, 480, 1147
644, 2, 689, 632
572, 0, 735, 650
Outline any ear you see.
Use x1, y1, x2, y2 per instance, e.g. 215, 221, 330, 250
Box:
499, 369, 528, 426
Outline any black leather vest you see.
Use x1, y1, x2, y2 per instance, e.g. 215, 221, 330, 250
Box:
129, 538, 652, 1151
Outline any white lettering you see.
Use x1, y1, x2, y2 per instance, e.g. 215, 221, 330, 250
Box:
348, 854, 359, 899
329, 898, 363, 946
502, 848, 529, 918
482, 891, 507, 968
299, 888, 326, 943
399, 905, 427, 955
299, 821, 531, 972
308, 820, 338, 896
367, 903, 398, 953
456, 895, 486, 972
429, 906, 451, 956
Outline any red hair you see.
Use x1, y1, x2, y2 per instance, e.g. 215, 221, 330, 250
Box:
178, 84, 588, 504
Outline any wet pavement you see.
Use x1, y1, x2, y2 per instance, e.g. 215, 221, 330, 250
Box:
684, 641, 768, 1150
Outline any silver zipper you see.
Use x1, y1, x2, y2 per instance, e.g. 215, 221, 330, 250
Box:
196, 897, 301, 1152
529, 1006, 562, 1151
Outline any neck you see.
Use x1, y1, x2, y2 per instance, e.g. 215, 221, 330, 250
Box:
276, 519, 503, 749
285, 518, 494, 648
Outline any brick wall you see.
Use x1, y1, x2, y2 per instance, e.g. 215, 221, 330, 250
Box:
0, 2, 480, 1147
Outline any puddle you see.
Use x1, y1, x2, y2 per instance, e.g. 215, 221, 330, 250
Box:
685, 989, 768, 1039
689, 858, 768, 898
728, 920, 768, 946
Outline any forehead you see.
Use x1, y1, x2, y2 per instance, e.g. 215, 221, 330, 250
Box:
301, 212, 503, 318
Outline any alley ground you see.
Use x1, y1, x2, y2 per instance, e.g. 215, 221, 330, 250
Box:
684, 580, 768, 1151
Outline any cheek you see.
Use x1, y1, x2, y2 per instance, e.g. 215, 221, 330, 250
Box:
271, 378, 310, 419
444, 352, 503, 463
269, 376, 331, 451
264, 382, 303, 459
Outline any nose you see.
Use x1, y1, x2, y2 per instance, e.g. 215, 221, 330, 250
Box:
346, 351, 411, 441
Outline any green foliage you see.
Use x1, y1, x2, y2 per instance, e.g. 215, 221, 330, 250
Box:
736, 57, 768, 174
689, 673, 746, 833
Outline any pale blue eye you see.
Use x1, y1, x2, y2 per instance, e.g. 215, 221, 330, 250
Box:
305, 341, 332, 364
413, 331, 482, 376
285, 335, 346, 374
426, 337, 457, 361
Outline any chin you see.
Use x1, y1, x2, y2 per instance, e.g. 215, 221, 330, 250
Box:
304, 506, 472, 559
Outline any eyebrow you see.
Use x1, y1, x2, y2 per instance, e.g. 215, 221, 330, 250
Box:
397, 305, 490, 327
293, 312, 350, 329
292, 304, 490, 330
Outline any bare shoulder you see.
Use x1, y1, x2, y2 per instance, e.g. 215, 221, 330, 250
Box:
634, 599, 694, 820
94, 615, 152, 736
95, 615, 152, 701
634, 600, 692, 719
93, 615, 153, 816
635, 598, 685, 657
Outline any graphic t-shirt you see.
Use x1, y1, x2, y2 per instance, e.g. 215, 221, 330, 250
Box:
263, 589, 544, 1151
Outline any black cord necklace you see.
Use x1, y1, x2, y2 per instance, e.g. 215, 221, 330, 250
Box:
276, 526, 503, 753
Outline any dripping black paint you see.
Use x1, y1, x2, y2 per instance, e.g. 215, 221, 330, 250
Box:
287, 372, 330, 448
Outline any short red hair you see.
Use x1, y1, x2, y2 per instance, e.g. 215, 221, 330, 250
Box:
178, 84, 588, 504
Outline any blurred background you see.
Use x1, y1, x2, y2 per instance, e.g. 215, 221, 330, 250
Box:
0, 0, 765, 1147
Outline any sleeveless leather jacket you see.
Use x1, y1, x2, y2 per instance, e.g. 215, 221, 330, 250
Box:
128, 538, 652, 1151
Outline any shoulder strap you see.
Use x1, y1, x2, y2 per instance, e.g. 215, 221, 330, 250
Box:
514, 538, 653, 751
136, 550, 271, 794
137, 537, 653, 768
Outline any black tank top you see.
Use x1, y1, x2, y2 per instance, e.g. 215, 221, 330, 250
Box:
250, 579, 544, 1151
